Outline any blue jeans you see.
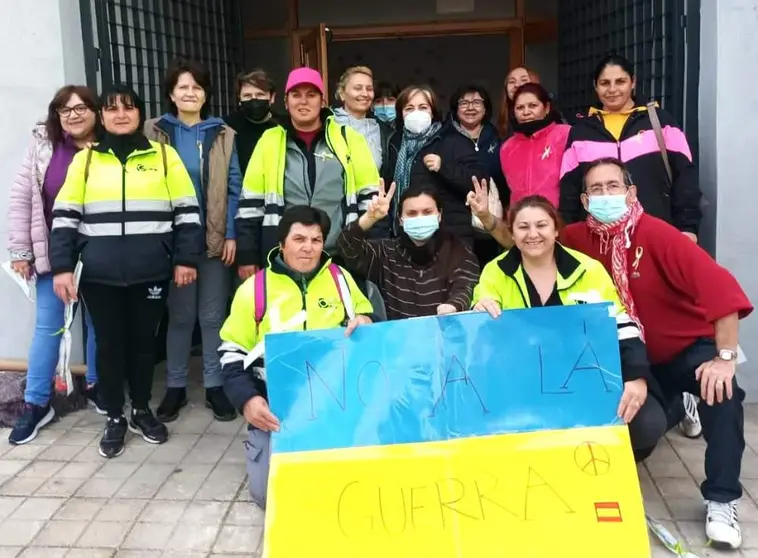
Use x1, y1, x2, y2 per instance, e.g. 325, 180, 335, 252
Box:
165, 256, 231, 388
24, 273, 97, 406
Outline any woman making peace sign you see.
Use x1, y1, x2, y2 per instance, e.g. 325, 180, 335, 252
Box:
337, 179, 480, 320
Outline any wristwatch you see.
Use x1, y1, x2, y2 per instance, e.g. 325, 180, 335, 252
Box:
717, 349, 738, 362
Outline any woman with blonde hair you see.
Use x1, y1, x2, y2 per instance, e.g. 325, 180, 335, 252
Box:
333, 65, 396, 236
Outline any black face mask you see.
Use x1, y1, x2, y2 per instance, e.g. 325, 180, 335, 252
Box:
512, 117, 553, 137
240, 99, 270, 122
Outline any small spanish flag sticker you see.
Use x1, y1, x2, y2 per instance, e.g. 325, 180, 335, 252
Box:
594, 501, 623, 523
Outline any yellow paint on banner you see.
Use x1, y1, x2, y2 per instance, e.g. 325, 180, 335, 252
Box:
263, 425, 650, 558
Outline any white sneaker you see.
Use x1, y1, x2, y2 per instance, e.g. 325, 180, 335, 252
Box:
705, 500, 742, 549
679, 393, 702, 438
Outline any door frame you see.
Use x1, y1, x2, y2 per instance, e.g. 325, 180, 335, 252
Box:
304, 18, 527, 71
245, 0, 558, 89
292, 23, 330, 98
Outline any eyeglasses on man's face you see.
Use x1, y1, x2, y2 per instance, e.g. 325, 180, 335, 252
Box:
587, 182, 626, 196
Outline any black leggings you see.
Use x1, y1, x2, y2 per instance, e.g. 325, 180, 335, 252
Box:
81, 281, 168, 417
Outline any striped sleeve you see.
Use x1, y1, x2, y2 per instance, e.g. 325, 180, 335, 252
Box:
447, 242, 481, 311
49, 149, 87, 275
236, 138, 267, 266
345, 128, 379, 215
558, 127, 586, 225
225, 141, 243, 240
336, 221, 386, 284
164, 145, 203, 268
219, 277, 265, 410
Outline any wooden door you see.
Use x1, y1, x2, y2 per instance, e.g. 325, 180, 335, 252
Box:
293, 23, 329, 99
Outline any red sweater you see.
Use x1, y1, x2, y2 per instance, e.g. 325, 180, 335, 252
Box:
561, 215, 752, 364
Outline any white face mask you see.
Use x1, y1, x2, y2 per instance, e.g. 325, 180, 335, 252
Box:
403, 110, 432, 134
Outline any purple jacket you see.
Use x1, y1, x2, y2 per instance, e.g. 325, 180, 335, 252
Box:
7, 124, 55, 274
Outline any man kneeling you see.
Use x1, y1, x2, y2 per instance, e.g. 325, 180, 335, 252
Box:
218, 205, 374, 509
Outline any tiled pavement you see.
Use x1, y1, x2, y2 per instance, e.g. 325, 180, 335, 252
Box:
0, 382, 757, 557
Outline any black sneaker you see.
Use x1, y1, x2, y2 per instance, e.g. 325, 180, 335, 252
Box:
129, 408, 168, 444
99, 415, 127, 458
156, 387, 188, 423
205, 387, 237, 421
85, 383, 107, 416
8, 403, 55, 445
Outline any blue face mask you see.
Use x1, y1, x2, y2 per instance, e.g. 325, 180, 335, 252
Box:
402, 214, 440, 241
587, 194, 630, 224
373, 105, 396, 123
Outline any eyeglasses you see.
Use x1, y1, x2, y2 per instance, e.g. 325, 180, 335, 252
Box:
587, 183, 626, 196
458, 100, 484, 109
57, 104, 90, 118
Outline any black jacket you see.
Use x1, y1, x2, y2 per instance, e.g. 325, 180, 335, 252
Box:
559, 104, 701, 234
385, 121, 488, 242
223, 110, 278, 176
378, 119, 397, 187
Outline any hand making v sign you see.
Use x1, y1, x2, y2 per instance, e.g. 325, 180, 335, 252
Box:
359, 178, 396, 230
466, 177, 490, 221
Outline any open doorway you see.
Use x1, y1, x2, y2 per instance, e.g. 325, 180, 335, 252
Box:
327, 34, 510, 117
292, 19, 524, 117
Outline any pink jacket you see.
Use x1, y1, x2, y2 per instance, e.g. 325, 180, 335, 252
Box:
7, 124, 54, 274
499, 122, 571, 208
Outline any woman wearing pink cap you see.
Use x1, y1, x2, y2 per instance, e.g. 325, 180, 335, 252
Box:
235, 67, 380, 277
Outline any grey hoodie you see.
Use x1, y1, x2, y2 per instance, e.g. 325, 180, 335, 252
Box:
332, 107, 382, 169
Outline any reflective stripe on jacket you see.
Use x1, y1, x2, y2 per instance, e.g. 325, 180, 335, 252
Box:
473, 243, 632, 326
235, 115, 379, 266
218, 252, 374, 411
49, 140, 203, 285
144, 117, 242, 257
472, 243, 656, 390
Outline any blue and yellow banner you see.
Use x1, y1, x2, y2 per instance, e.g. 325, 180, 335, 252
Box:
263, 304, 650, 557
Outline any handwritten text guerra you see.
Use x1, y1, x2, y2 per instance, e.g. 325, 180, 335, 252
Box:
336, 466, 575, 537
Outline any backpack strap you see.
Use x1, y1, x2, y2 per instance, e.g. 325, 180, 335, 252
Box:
253, 265, 355, 329
328, 264, 355, 321
253, 269, 267, 327
83, 148, 93, 184
646, 102, 673, 189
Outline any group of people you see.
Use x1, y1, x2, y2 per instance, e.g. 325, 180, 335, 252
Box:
5, 52, 752, 550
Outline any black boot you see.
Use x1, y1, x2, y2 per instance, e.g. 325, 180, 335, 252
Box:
156, 387, 188, 423
205, 387, 237, 421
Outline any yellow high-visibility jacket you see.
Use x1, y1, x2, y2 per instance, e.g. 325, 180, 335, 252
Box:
50, 138, 203, 285
218, 251, 373, 411
235, 113, 379, 266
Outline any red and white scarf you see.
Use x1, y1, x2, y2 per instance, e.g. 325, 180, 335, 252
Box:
585, 200, 646, 340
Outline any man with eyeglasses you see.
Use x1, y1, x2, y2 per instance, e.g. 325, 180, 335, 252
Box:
560, 157, 752, 551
